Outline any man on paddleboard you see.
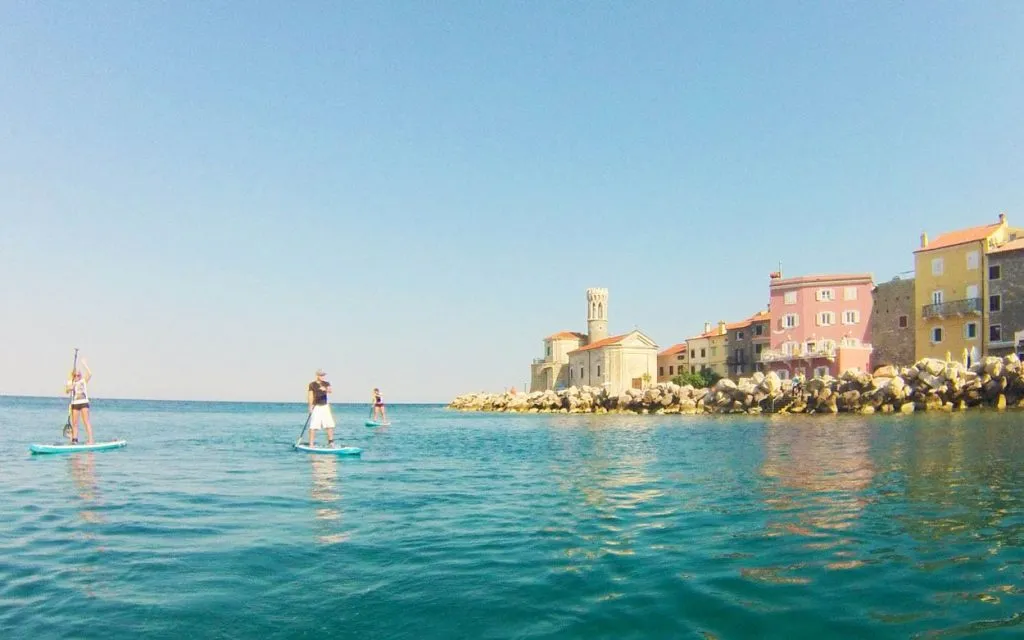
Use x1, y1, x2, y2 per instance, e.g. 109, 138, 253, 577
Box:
307, 369, 336, 447
64, 359, 94, 445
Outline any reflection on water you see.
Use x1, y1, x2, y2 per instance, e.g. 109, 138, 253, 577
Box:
548, 420, 662, 571
754, 419, 875, 583
309, 455, 348, 545
68, 454, 104, 524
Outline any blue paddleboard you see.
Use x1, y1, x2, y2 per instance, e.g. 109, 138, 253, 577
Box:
365, 421, 391, 427
30, 440, 127, 455
294, 443, 362, 455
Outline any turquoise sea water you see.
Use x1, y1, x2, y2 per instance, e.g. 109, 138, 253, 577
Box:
1, 396, 1022, 639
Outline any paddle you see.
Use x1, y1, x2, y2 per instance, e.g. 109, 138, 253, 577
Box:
62, 348, 79, 439
295, 410, 313, 446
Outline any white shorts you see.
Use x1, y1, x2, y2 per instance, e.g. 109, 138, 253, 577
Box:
309, 405, 335, 430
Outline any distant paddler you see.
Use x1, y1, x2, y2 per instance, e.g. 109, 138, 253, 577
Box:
64, 358, 94, 445
306, 369, 336, 448
371, 387, 388, 424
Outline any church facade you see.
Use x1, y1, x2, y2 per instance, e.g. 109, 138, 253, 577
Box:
529, 288, 658, 395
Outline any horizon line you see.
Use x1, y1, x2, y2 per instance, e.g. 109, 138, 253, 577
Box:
0, 393, 448, 405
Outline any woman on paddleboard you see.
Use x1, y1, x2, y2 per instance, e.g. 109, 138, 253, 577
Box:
371, 388, 387, 423
64, 359, 94, 445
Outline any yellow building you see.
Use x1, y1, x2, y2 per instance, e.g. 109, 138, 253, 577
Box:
686, 321, 727, 376
657, 343, 688, 382
914, 212, 1022, 361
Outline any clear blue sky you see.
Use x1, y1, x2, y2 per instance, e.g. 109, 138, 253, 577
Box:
2, 2, 1022, 402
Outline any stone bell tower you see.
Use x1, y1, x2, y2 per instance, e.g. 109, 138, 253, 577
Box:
586, 288, 609, 344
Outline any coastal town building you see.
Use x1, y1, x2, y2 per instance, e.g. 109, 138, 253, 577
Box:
726, 310, 771, 378
530, 288, 658, 394
913, 213, 1024, 362
657, 343, 688, 382
986, 237, 1024, 357
761, 272, 874, 379
870, 276, 915, 368
686, 322, 723, 376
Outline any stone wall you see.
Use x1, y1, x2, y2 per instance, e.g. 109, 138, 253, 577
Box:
988, 250, 1024, 356
449, 355, 1024, 416
871, 277, 915, 368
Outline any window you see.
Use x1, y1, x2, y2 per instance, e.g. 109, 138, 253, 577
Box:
784, 291, 797, 305
754, 343, 763, 355
932, 327, 943, 343
691, 366, 696, 374
990, 295, 1002, 312
990, 264, 1002, 280
967, 251, 979, 270
737, 331, 745, 340
546, 345, 552, 356
700, 348, 706, 358
668, 366, 673, 375
783, 314, 799, 328
932, 258, 944, 275
991, 325, 1002, 342
754, 324, 764, 336
843, 310, 860, 325
932, 290, 944, 305
814, 366, 829, 378
783, 342, 797, 355
898, 315, 908, 328
597, 365, 601, 377
676, 355, 685, 361
659, 366, 664, 377
817, 311, 835, 326
965, 323, 977, 339
838, 338, 856, 348
967, 284, 979, 300
710, 347, 717, 357
806, 341, 817, 354
817, 288, 835, 301
580, 367, 584, 379
843, 286, 858, 301
569, 369, 573, 380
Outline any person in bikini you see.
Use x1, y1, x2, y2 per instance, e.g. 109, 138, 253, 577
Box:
307, 369, 336, 448
371, 387, 387, 423
64, 359, 94, 444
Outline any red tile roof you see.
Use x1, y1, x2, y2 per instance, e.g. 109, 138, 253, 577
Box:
990, 237, 1024, 254
770, 273, 873, 287
914, 222, 1002, 253
546, 331, 587, 341
569, 334, 627, 353
658, 343, 688, 356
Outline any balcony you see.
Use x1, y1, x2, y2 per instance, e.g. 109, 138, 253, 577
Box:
761, 341, 873, 363
921, 297, 982, 319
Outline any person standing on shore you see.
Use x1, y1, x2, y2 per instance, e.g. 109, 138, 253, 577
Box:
64, 359, 94, 445
307, 369, 336, 448
371, 387, 387, 423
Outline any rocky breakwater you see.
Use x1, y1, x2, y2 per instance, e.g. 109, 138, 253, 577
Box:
448, 355, 1024, 415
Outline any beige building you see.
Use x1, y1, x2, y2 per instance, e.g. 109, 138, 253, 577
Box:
657, 343, 688, 382
530, 288, 659, 394
686, 321, 724, 375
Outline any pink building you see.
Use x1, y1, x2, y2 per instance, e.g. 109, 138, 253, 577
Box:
761, 272, 875, 379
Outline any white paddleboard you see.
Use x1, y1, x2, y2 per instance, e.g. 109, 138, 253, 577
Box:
294, 443, 361, 455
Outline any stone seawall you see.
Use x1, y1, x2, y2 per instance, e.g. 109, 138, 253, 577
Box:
449, 356, 1024, 415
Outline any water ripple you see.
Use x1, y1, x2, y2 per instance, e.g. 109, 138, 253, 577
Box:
1, 399, 1024, 638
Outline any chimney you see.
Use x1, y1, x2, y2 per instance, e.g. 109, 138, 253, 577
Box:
920, 232, 928, 249
999, 211, 1007, 225
718, 320, 726, 335
703, 321, 711, 334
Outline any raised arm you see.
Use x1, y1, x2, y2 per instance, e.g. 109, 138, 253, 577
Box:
81, 358, 92, 382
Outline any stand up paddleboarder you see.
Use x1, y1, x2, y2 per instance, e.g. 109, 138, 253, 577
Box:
307, 369, 336, 448
64, 358, 94, 444
371, 387, 388, 424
